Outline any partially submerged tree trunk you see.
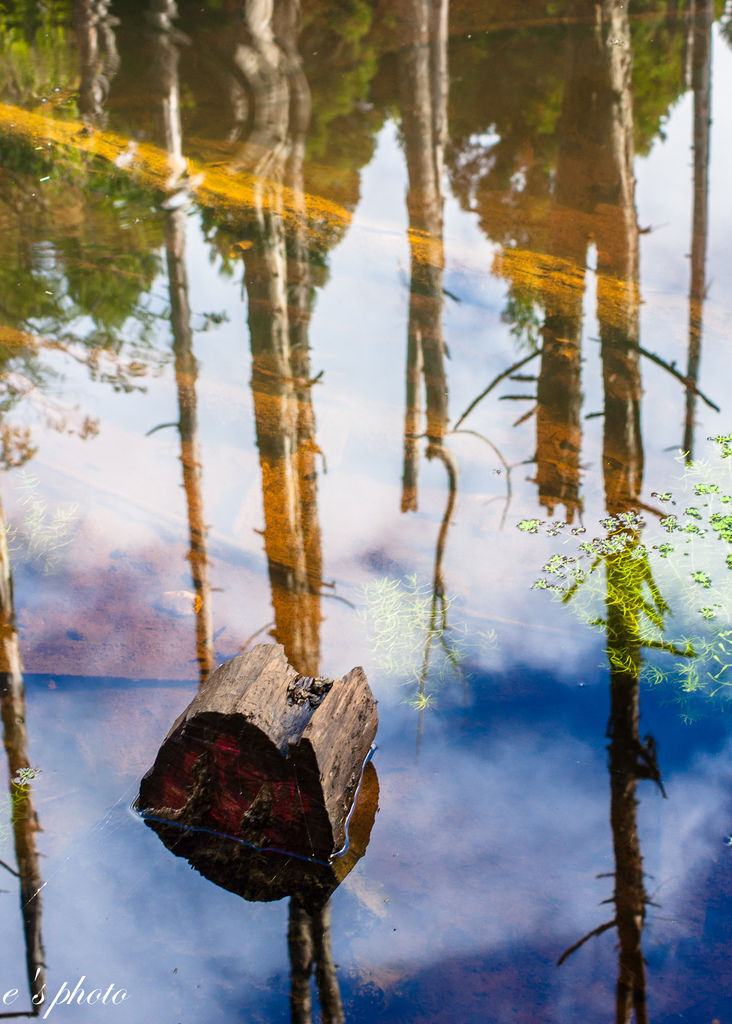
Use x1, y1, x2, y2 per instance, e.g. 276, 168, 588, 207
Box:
138, 644, 377, 863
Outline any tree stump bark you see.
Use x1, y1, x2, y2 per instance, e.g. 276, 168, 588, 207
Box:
137, 644, 378, 863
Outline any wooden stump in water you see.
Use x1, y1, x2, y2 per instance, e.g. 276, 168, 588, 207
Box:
137, 644, 378, 862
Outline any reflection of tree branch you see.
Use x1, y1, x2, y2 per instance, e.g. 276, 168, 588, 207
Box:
638, 343, 718, 411
512, 405, 537, 428
557, 918, 616, 967
450, 428, 512, 528
590, 337, 719, 413
416, 442, 458, 758
453, 349, 541, 431
0, 857, 20, 877
239, 620, 276, 654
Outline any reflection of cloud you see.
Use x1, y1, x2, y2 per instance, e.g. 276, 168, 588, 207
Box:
342, 728, 611, 972
14, 655, 732, 1023
650, 737, 732, 938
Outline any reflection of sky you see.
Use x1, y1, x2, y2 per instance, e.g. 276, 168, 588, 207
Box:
9, 30, 732, 678
1, 25, 732, 1024
1, 659, 729, 1023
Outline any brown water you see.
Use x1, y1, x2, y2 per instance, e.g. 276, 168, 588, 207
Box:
0, 1, 731, 1021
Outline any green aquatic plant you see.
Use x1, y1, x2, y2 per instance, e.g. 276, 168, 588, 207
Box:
6, 470, 78, 571
0, 766, 40, 848
360, 574, 496, 708
519, 435, 732, 717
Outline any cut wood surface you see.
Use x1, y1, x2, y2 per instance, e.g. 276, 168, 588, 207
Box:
138, 644, 378, 862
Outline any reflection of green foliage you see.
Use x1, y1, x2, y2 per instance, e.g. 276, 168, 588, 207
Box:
6, 471, 78, 571
0, 128, 167, 448
447, 1, 726, 259
0, 765, 41, 848
301, 0, 387, 209
0, 131, 163, 335
0, 0, 76, 110
723, 3, 732, 46
360, 574, 496, 707
520, 435, 732, 718
199, 0, 390, 280
501, 285, 542, 351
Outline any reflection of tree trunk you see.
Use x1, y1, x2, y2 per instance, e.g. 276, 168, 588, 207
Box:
605, 555, 649, 1024
288, 899, 344, 1024
0, 492, 46, 1014
595, 8, 648, 1019
682, 0, 697, 90
557, 8, 650, 1020
245, 153, 322, 681
228, 9, 339, 1020
592, 1, 643, 515
535, 325, 582, 521
166, 211, 216, 682
534, 20, 586, 523
224, 0, 322, 682
682, 0, 713, 462
398, 0, 449, 512
73, 0, 120, 126
150, 0, 215, 683
221, 0, 308, 178
397, 1, 457, 758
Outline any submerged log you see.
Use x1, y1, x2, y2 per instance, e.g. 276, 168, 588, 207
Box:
137, 644, 377, 863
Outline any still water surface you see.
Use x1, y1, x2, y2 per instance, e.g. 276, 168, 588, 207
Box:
1, 1, 731, 1021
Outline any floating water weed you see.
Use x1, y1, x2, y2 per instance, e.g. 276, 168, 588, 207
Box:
519, 435, 732, 717
0, 766, 41, 848
7, 469, 78, 571
359, 574, 496, 708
